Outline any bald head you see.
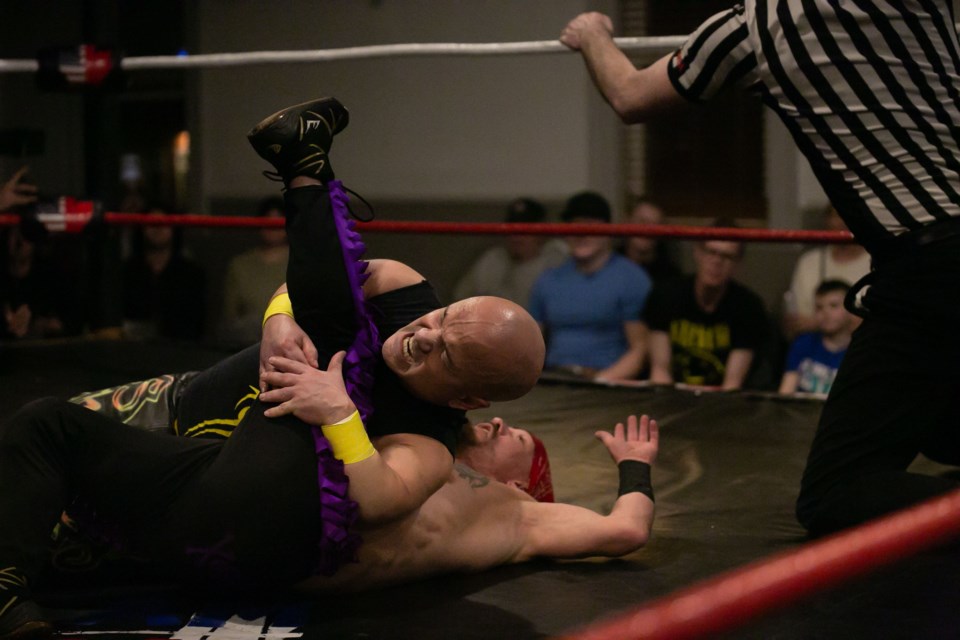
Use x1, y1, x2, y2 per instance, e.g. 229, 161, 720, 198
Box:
381, 296, 544, 409
453, 296, 545, 401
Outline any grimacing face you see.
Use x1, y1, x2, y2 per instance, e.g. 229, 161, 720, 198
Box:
380, 296, 544, 409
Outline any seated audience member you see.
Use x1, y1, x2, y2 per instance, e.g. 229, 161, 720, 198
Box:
1, 168, 78, 340
645, 221, 768, 389
0, 225, 81, 340
0, 166, 38, 212
454, 197, 567, 308
220, 197, 288, 345
783, 205, 870, 339
620, 196, 681, 285
122, 204, 206, 341
529, 191, 651, 381
779, 280, 855, 396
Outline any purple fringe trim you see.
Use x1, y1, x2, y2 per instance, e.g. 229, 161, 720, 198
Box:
310, 180, 380, 575
328, 179, 380, 423
314, 435, 362, 575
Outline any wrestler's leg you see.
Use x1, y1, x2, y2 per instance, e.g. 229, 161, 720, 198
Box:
2, 396, 331, 600
282, 184, 358, 359
69, 372, 199, 435
174, 344, 262, 438
0, 398, 220, 617
162, 400, 329, 590
176, 182, 365, 435
248, 98, 360, 358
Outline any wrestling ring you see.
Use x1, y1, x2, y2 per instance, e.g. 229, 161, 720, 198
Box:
2, 37, 960, 640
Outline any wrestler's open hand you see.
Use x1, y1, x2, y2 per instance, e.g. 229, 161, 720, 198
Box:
560, 12, 614, 51
260, 351, 356, 425
259, 314, 320, 392
595, 414, 658, 465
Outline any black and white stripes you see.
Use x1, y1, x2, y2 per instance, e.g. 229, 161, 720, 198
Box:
668, 1, 960, 254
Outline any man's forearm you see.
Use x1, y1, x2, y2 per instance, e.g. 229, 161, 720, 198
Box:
609, 491, 654, 544
722, 349, 754, 390
600, 461, 655, 555
578, 30, 646, 120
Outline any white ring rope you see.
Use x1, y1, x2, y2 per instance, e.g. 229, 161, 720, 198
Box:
0, 37, 686, 74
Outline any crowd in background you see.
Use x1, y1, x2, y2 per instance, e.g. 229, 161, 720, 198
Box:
455, 192, 865, 397
0, 164, 864, 397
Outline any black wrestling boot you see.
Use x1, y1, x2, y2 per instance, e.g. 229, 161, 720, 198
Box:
0, 600, 52, 640
247, 97, 349, 185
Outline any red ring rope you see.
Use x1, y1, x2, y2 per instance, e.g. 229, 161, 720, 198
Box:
0, 212, 855, 244
559, 488, 960, 640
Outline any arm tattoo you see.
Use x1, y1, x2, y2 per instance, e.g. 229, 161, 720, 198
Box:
454, 463, 490, 489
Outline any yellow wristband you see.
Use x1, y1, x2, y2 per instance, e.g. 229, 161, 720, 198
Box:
321, 410, 376, 464
262, 292, 295, 327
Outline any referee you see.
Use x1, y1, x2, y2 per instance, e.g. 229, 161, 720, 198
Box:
562, 1, 960, 536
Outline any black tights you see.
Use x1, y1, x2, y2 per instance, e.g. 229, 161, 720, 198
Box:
0, 185, 360, 598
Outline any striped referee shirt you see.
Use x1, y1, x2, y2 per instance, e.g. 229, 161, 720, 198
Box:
668, 1, 960, 256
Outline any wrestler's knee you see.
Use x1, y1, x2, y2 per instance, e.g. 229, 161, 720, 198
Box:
1, 397, 76, 447
795, 467, 838, 535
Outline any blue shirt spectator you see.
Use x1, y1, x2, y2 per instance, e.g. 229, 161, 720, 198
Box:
782, 332, 846, 394
529, 191, 651, 381
530, 254, 650, 372
779, 280, 856, 396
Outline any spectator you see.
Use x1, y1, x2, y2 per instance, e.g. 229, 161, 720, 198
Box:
454, 198, 567, 308
219, 196, 289, 345
0, 167, 38, 212
779, 280, 855, 396
645, 220, 768, 389
0, 170, 82, 340
782, 205, 869, 339
621, 196, 681, 285
529, 191, 651, 381
121, 204, 206, 341
0, 225, 81, 340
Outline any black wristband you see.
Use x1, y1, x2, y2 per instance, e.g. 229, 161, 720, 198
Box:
618, 460, 654, 502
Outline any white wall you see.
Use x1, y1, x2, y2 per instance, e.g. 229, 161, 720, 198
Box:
194, 0, 619, 205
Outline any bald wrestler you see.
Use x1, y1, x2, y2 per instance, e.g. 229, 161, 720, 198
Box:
0, 98, 547, 637
174, 96, 546, 525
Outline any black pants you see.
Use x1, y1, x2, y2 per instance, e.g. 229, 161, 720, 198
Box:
0, 185, 359, 597
0, 398, 321, 593
177, 185, 358, 436
796, 235, 960, 535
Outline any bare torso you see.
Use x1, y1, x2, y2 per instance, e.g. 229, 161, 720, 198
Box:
296, 464, 532, 594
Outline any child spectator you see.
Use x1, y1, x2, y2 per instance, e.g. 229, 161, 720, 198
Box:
782, 205, 869, 339
779, 280, 855, 396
